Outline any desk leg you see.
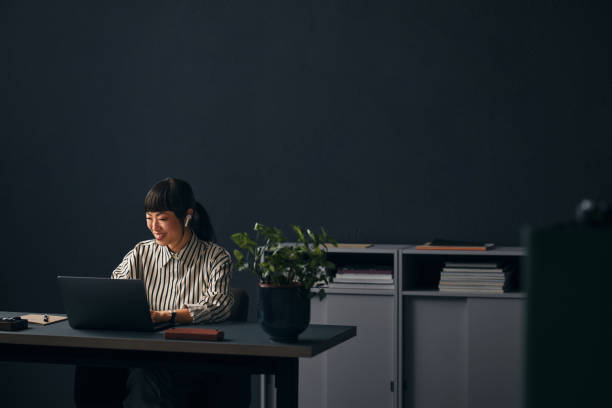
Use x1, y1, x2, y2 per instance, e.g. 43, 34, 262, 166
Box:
275, 358, 298, 408
261, 374, 276, 408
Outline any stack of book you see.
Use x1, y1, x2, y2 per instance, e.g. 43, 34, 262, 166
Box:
438, 262, 512, 294
330, 265, 394, 289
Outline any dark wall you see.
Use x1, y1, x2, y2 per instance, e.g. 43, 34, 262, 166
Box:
1, 1, 611, 406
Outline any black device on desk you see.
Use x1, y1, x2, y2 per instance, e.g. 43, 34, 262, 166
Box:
57, 276, 173, 331
0, 316, 28, 331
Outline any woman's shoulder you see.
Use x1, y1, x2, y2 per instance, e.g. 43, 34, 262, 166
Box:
131, 239, 159, 252
195, 239, 232, 261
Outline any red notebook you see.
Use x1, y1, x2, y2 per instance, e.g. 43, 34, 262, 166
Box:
164, 327, 224, 341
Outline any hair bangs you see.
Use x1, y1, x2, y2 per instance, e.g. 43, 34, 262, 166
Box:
144, 178, 193, 219
144, 181, 172, 213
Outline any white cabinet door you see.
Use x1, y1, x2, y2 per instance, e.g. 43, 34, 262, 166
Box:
300, 292, 396, 408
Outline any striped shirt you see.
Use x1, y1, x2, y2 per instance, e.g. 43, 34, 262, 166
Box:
111, 232, 234, 324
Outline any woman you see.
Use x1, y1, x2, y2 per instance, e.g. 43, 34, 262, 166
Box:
75, 178, 246, 408
112, 177, 233, 326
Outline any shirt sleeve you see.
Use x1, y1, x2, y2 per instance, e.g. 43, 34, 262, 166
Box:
184, 247, 234, 324
111, 246, 141, 280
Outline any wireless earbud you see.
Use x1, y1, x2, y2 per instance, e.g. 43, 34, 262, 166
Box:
184, 214, 192, 227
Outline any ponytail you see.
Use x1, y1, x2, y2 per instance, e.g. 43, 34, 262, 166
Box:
192, 201, 217, 243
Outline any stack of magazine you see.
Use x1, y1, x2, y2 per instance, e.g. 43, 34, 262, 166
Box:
330, 265, 394, 289
438, 262, 512, 294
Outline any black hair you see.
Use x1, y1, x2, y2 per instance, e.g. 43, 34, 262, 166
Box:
144, 177, 217, 242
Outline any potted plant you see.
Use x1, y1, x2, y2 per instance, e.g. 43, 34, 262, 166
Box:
231, 223, 337, 342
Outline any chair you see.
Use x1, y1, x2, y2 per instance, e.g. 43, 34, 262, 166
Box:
229, 287, 249, 322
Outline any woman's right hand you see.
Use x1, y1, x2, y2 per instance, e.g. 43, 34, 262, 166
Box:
150, 310, 171, 324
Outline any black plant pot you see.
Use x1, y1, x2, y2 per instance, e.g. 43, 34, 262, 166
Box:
258, 284, 310, 342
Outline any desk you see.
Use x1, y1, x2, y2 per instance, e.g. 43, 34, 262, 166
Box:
0, 311, 356, 407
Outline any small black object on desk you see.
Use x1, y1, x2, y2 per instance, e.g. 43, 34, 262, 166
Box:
0, 316, 28, 331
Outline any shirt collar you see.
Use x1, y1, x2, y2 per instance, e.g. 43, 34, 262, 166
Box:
160, 232, 199, 267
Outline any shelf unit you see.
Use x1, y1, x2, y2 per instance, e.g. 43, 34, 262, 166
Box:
299, 244, 404, 408
399, 246, 526, 408
295, 244, 526, 408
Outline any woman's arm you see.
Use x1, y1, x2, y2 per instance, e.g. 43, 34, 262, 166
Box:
150, 309, 192, 324
111, 247, 141, 280
183, 246, 234, 324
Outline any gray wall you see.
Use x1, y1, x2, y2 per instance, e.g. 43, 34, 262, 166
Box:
1, 1, 611, 406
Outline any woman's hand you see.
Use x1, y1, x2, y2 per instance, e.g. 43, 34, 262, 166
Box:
150, 310, 172, 324
149, 309, 193, 324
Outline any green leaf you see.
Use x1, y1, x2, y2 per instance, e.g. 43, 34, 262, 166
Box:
260, 225, 284, 243
321, 227, 328, 241
306, 228, 316, 243
245, 235, 257, 247
230, 232, 249, 248
292, 225, 306, 244
233, 249, 244, 264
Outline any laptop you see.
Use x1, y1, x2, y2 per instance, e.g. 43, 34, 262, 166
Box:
57, 276, 174, 331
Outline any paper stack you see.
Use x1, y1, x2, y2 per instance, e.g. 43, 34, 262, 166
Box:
330, 265, 394, 289
438, 262, 512, 294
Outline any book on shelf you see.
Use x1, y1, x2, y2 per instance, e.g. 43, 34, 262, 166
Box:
335, 273, 393, 281
416, 239, 495, 251
437, 287, 505, 294
334, 266, 393, 285
438, 262, 514, 293
442, 270, 506, 277
442, 267, 508, 274
444, 262, 500, 269
439, 282, 506, 288
327, 282, 395, 290
440, 276, 505, 283
336, 267, 392, 275
334, 276, 394, 284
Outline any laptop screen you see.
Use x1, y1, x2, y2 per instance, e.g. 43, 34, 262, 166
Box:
58, 276, 173, 331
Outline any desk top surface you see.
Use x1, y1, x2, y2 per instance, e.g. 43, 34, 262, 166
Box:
0, 311, 356, 358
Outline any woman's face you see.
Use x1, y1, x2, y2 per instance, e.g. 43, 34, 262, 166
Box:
146, 211, 184, 248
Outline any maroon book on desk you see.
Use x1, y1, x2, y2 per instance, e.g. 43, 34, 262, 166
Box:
164, 327, 224, 341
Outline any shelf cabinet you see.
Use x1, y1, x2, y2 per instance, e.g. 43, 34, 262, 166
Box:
295, 244, 526, 408
399, 247, 526, 408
